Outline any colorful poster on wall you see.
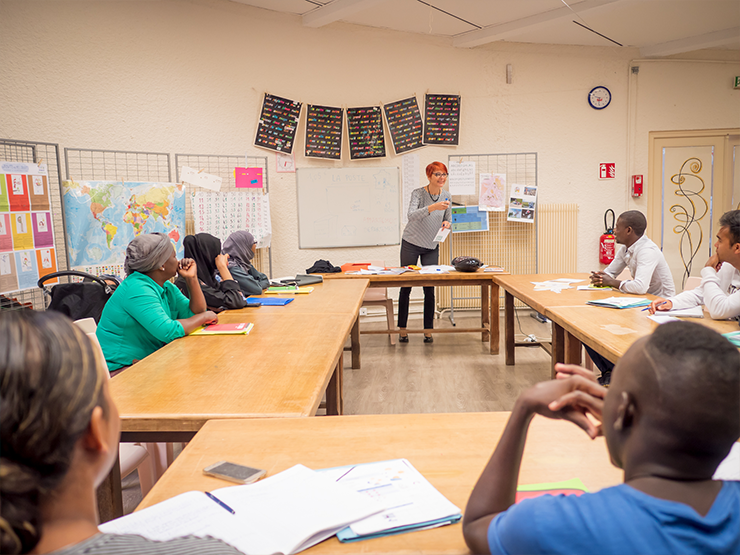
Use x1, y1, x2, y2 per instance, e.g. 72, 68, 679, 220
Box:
36, 247, 58, 280
507, 184, 538, 223
451, 205, 489, 233
62, 180, 185, 268
423, 94, 461, 145
383, 96, 424, 155
347, 106, 386, 160
32, 212, 54, 247
305, 104, 343, 160
0, 252, 18, 293
479, 173, 506, 212
15, 250, 38, 289
254, 93, 302, 154
235, 167, 264, 189
7, 174, 30, 211
0, 214, 11, 251
29, 174, 50, 210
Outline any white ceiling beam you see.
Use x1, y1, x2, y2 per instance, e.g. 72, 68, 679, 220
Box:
453, 0, 623, 48
640, 26, 740, 58
302, 0, 389, 28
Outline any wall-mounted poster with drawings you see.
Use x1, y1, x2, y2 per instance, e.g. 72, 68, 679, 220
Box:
305, 104, 343, 160
507, 183, 538, 223
423, 94, 461, 145
347, 106, 386, 160
383, 96, 424, 155
254, 93, 302, 154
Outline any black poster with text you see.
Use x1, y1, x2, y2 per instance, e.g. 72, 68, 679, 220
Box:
347, 106, 386, 160
254, 93, 302, 154
383, 96, 424, 155
305, 104, 343, 160
423, 94, 460, 145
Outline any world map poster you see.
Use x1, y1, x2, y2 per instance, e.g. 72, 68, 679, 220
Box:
0, 161, 58, 295
305, 104, 343, 160
62, 180, 186, 268
383, 96, 424, 155
254, 93, 302, 154
347, 106, 386, 160
423, 94, 461, 145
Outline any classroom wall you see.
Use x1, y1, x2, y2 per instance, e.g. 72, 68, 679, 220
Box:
1, 0, 738, 280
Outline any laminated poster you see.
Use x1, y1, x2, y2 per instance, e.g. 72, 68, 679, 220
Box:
0, 161, 56, 294
235, 167, 263, 189
507, 184, 538, 223
383, 97, 424, 155
451, 205, 489, 233
423, 94, 460, 145
305, 104, 343, 160
479, 173, 506, 212
347, 106, 386, 160
254, 93, 302, 154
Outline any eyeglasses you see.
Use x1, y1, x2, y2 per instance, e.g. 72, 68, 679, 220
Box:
433, 173, 448, 178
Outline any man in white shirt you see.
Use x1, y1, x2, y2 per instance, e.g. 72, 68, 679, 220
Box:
589, 210, 675, 385
649, 209, 740, 318
590, 210, 675, 298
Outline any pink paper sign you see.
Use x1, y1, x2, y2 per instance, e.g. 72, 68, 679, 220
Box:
235, 167, 264, 189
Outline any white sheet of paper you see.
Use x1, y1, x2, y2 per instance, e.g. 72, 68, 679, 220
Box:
180, 166, 223, 192
647, 314, 679, 324
448, 160, 475, 195
713, 442, 740, 480
420, 265, 451, 274
433, 227, 450, 243
661, 306, 704, 318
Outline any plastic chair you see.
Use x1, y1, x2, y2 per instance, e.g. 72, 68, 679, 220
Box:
361, 261, 396, 345
74, 318, 166, 496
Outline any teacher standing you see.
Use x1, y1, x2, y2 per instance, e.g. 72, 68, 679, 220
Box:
398, 161, 452, 344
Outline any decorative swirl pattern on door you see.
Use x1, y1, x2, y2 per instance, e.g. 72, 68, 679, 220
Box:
670, 157, 707, 290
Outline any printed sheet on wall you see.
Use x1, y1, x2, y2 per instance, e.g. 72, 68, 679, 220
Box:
305, 104, 343, 160
507, 184, 537, 223
254, 93, 302, 154
0, 162, 58, 294
347, 106, 386, 160
423, 94, 460, 145
383, 96, 424, 155
62, 180, 186, 271
192, 191, 272, 249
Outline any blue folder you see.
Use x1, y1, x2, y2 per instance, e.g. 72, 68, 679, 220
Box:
247, 297, 294, 306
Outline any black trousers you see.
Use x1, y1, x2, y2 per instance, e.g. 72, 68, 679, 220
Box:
398, 239, 439, 330
584, 345, 615, 376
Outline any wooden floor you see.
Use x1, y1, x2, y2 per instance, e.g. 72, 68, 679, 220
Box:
344, 309, 552, 414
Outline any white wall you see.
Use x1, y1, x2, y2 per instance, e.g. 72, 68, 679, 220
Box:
1, 0, 738, 277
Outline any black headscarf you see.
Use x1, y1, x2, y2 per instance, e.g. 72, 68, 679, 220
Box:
183, 233, 221, 289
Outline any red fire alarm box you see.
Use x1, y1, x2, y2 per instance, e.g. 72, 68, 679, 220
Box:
632, 175, 643, 197
599, 163, 616, 179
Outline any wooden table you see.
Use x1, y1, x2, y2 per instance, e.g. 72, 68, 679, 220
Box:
324, 269, 502, 354
138, 412, 623, 554
494, 273, 625, 369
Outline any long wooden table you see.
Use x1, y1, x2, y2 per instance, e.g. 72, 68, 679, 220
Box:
323, 269, 502, 354
138, 412, 623, 554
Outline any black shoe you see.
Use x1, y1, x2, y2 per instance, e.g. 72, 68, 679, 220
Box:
399, 335, 409, 343
424, 335, 433, 343
598, 371, 611, 387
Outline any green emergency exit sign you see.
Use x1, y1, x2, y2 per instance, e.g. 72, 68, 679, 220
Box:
735, 76, 740, 89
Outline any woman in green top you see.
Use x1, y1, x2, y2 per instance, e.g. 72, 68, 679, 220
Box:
96, 233, 218, 372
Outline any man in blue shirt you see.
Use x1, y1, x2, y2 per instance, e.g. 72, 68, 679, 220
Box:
462, 321, 740, 554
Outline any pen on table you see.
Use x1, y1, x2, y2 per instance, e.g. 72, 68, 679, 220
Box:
642, 301, 666, 312
205, 491, 235, 514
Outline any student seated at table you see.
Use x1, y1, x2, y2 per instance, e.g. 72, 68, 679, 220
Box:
221, 230, 269, 297
0, 311, 244, 555
650, 209, 740, 319
175, 233, 246, 310
587, 210, 675, 385
463, 321, 740, 555
97, 233, 218, 372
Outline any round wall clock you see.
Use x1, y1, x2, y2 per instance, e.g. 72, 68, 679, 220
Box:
588, 86, 611, 110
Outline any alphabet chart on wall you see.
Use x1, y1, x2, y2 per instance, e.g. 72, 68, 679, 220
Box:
383, 96, 424, 155
254, 93, 302, 154
192, 191, 272, 248
423, 94, 461, 145
0, 162, 58, 294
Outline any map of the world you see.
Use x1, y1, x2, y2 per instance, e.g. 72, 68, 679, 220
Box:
62, 180, 186, 267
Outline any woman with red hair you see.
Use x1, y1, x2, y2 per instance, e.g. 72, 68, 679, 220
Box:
398, 161, 452, 343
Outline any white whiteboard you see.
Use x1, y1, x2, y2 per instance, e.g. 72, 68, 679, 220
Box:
296, 167, 400, 248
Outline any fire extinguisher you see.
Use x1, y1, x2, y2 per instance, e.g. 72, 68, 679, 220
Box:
599, 209, 616, 265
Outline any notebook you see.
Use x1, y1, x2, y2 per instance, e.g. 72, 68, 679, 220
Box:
247, 297, 294, 306
190, 323, 253, 335
586, 297, 651, 309
265, 286, 314, 294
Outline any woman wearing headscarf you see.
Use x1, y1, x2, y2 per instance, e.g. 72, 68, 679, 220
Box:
96, 233, 218, 372
222, 231, 269, 296
175, 233, 246, 310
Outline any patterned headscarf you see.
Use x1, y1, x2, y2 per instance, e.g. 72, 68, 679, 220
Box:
124, 233, 173, 276
222, 231, 255, 273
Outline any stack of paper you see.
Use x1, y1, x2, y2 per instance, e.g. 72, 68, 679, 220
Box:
586, 297, 651, 309
100, 465, 381, 555
318, 459, 461, 542
531, 279, 582, 293
190, 323, 253, 336
265, 286, 314, 294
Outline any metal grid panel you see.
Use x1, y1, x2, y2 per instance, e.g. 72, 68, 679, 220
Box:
441, 153, 538, 312
65, 148, 171, 182
0, 139, 66, 310
175, 154, 271, 277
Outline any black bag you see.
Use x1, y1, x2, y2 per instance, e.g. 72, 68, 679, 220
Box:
451, 256, 484, 273
39, 271, 119, 323
306, 260, 341, 274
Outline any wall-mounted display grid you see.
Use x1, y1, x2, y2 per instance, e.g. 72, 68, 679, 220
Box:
305, 105, 343, 160
347, 106, 386, 160
423, 94, 461, 145
175, 154, 272, 277
254, 94, 302, 154
0, 139, 66, 310
383, 97, 424, 154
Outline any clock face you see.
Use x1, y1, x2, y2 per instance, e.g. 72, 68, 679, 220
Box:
588, 86, 611, 110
